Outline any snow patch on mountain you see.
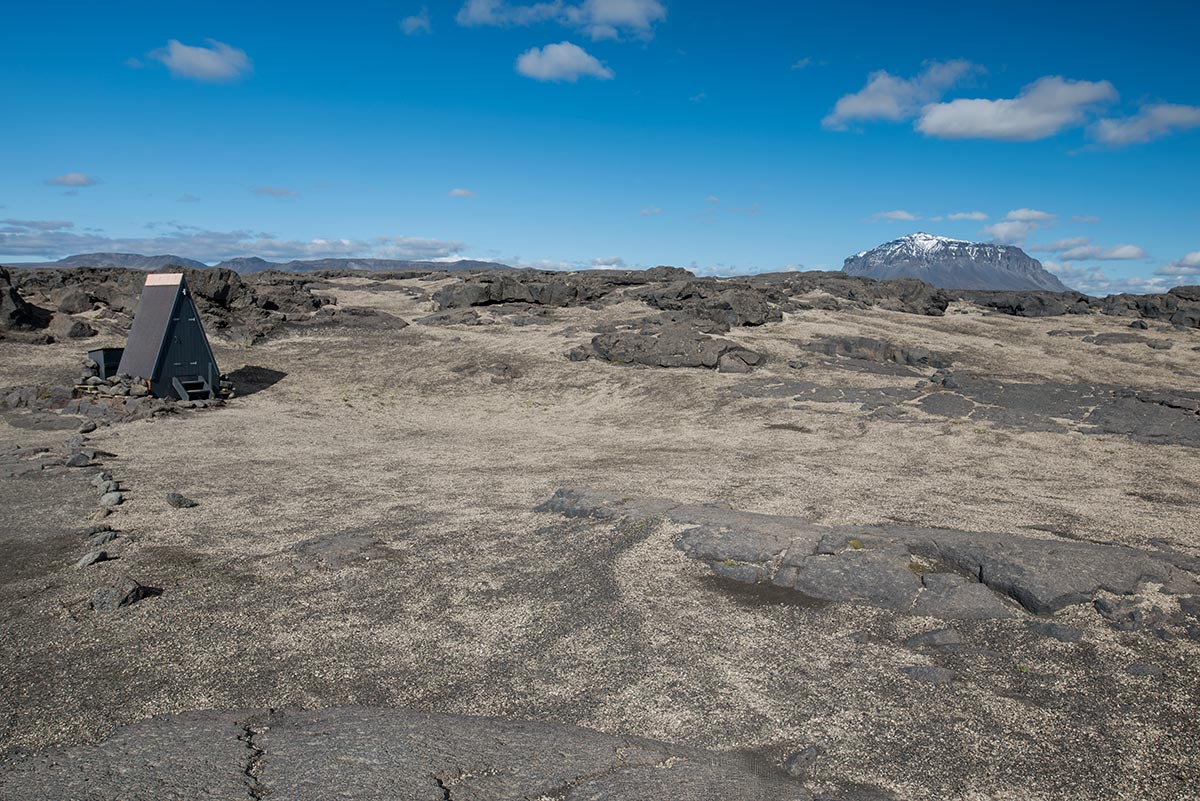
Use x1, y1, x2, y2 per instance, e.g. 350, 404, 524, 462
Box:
844, 233, 1071, 292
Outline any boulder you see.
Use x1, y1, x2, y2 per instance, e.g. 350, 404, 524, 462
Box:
90, 577, 156, 611
0, 266, 49, 330
165, 491, 198, 509
53, 288, 93, 314
49, 313, 97, 339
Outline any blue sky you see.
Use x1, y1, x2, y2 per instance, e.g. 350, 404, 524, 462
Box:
2, 0, 1199, 292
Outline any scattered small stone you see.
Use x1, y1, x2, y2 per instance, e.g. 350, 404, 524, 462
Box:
99, 491, 124, 507
98, 480, 120, 494
164, 491, 198, 509
1095, 596, 1163, 631
90, 471, 113, 487
1147, 339, 1173, 350
87, 530, 120, 548
781, 744, 820, 778
904, 627, 962, 649
75, 550, 109, 568
1027, 621, 1083, 643
78, 421, 97, 434
90, 508, 112, 521
81, 523, 114, 537
1129, 319, 1149, 329
899, 665, 956, 684
1126, 662, 1164, 678
64, 452, 90, 468
90, 577, 155, 611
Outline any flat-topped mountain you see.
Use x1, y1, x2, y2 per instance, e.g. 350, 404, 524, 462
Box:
844, 233, 1070, 292
19, 252, 211, 270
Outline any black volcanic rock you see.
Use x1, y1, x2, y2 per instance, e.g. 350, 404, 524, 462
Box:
0, 266, 49, 330
844, 233, 1070, 292
955, 290, 1096, 317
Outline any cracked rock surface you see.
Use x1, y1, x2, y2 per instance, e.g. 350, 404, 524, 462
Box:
0, 707, 807, 801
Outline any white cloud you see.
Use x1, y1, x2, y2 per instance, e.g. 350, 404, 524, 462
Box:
1071, 215, 1100, 223
45, 172, 97, 188
149, 39, 252, 83
822, 60, 978, 130
1045, 261, 1174, 295
871, 210, 919, 221
917, 76, 1117, 141
981, 220, 1037, 245
1092, 103, 1200, 147
980, 210, 1056, 245
1059, 243, 1147, 261
401, 7, 433, 35
640, 206, 661, 216
515, 41, 613, 82
448, 187, 476, 198
947, 211, 987, 221
457, 0, 665, 40
572, 0, 665, 40
590, 255, 627, 268
1030, 236, 1090, 252
1, 219, 74, 232
253, 186, 299, 199
791, 57, 812, 71
1154, 252, 1200, 276
706, 195, 719, 204
1004, 208, 1056, 222
0, 220, 464, 263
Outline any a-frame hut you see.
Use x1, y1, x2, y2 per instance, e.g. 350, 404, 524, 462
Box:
117, 273, 219, 400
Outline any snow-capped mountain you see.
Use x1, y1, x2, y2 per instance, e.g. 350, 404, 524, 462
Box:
843, 233, 1070, 292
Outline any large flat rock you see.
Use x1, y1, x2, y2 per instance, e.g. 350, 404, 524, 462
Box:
0, 707, 809, 801
539, 488, 1200, 617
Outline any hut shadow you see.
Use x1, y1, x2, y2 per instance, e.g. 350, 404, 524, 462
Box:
225, 365, 288, 397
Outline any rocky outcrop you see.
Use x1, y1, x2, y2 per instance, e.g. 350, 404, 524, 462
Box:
10, 267, 335, 343
1101, 286, 1200, 328
0, 266, 47, 331
955, 289, 1095, 317
955, 285, 1200, 329
844, 233, 1070, 292
432, 266, 695, 310
802, 335, 951, 369
588, 322, 765, 372
635, 281, 785, 328
539, 488, 1200, 619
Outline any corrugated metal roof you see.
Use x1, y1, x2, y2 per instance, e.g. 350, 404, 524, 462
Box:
116, 277, 182, 379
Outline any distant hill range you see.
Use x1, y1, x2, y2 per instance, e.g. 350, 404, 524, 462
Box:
6, 252, 512, 274
843, 233, 1070, 292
